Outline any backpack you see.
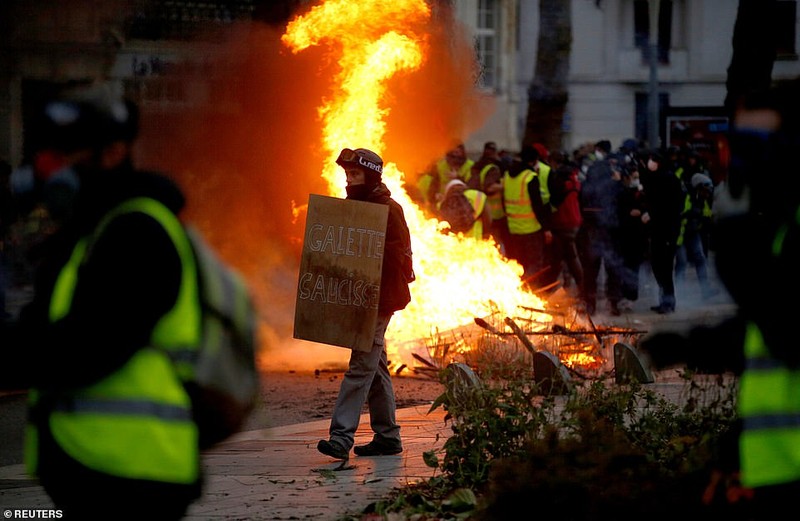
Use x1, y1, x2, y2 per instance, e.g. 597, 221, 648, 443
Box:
547, 166, 575, 209
184, 227, 259, 448
439, 191, 475, 234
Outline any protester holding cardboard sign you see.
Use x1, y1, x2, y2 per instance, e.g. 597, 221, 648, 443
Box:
316, 147, 414, 460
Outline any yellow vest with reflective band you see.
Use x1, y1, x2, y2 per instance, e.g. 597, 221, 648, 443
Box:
504, 169, 542, 235
478, 163, 505, 220
677, 195, 712, 246
464, 189, 487, 240
537, 163, 552, 205
739, 207, 800, 488
436, 158, 475, 194
26, 197, 201, 484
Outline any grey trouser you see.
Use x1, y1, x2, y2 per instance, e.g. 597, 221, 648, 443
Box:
328, 313, 401, 450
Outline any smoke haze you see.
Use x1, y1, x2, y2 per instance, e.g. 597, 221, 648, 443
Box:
132, 12, 493, 371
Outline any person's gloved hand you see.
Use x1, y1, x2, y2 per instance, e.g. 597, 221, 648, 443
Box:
637, 332, 690, 370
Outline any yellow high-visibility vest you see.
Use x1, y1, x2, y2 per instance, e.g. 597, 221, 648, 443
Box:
464, 189, 488, 239
503, 169, 542, 235
538, 162, 552, 206
477, 163, 505, 220
26, 197, 202, 484
436, 158, 475, 195
739, 206, 800, 488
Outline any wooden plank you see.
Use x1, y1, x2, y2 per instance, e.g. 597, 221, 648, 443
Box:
293, 194, 389, 352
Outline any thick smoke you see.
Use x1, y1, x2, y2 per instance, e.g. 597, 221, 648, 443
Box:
132, 13, 492, 371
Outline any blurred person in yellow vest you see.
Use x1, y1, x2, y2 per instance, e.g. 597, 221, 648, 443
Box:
641, 76, 800, 520
438, 179, 490, 240
0, 82, 211, 519
467, 141, 506, 249
502, 145, 551, 289
422, 142, 474, 207
530, 142, 561, 291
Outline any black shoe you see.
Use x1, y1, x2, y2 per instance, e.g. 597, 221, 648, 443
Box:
317, 439, 349, 460
353, 440, 403, 456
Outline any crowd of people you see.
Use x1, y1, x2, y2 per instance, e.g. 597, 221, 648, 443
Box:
1, 73, 798, 519
412, 136, 721, 316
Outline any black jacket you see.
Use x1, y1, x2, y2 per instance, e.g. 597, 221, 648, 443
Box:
640, 166, 684, 242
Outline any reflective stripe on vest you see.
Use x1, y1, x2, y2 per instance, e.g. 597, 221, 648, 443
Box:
504, 170, 541, 235
739, 322, 800, 488
26, 197, 201, 484
739, 205, 800, 488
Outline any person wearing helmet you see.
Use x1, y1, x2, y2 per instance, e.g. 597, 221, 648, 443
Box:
0, 82, 205, 519
317, 147, 415, 460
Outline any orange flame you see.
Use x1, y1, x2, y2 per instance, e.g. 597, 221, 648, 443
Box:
282, 0, 553, 367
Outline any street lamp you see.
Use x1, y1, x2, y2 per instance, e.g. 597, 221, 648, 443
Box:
647, 0, 661, 149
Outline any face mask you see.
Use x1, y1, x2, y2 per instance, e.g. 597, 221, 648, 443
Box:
630, 179, 641, 190
595, 151, 605, 161
345, 184, 372, 201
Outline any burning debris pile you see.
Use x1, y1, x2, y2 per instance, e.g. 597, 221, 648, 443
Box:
400, 290, 648, 386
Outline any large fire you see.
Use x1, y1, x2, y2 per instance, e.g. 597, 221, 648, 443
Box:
281, 0, 563, 368
137, 0, 613, 374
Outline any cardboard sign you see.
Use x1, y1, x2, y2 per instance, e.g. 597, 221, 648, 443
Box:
294, 194, 389, 352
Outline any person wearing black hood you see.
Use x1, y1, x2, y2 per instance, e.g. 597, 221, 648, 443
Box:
0, 83, 205, 519
640, 149, 685, 314
317, 147, 415, 461
578, 139, 625, 315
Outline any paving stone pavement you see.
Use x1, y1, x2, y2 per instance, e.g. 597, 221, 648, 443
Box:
0, 404, 449, 520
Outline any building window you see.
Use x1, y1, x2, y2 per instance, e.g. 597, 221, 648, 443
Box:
127, 0, 254, 41
475, 0, 499, 89
776, 0, 797, 59
634, 0, 672, 64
